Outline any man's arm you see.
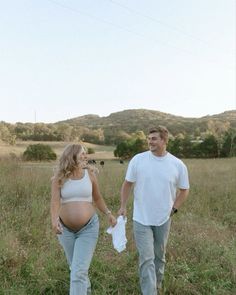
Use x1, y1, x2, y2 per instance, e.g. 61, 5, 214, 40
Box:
171, 188, 189, 216
118, 180, 133, 216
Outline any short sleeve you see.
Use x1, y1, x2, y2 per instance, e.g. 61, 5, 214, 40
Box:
177, 162, 190, 189
125, 156, 137, 183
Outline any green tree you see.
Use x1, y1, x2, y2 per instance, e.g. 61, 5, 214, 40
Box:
0, 123, 16, 145
114, 138, 147, 159
55, 123, 73, 141
168, 137, 183, 157
114, 141, 131, 159
113, 130, 131, 144
15, 122, 34, 140
220, 129, 236, 157
132, 130, 146, 140
82, 128, 104, 144
181, 136, 194, 158
191, 141, 203, 158
199, 135, 219, 158
131, 138, 147, 155
23, 144, 57, 161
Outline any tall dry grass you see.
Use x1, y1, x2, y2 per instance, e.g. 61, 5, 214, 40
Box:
0, 157, 235, 294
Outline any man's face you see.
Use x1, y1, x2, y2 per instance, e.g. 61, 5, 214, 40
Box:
147, 132, 165, 153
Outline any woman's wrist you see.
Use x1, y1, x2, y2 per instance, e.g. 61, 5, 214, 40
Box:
105, 209, 112, 215
51, 216, 59, 223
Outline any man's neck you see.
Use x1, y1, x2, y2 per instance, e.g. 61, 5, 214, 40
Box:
151, 150, 167, 157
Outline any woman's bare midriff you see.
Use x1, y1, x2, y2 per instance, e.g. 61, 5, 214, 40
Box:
59, 201, 96, 231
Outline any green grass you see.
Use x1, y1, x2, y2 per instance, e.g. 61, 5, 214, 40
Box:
0, 157, 235, 294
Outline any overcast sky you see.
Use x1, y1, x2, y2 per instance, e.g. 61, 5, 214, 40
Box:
0, 0, 235, 123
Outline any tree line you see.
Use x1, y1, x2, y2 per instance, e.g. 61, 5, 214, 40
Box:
0, 122, 109, 144
0, 121, 235, 158
114, 130, 236, 159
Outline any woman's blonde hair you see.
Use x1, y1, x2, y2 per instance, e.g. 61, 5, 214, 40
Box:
54, 143, 87, 186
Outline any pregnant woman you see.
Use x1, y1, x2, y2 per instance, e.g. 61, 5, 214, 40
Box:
50, 143, 116, 295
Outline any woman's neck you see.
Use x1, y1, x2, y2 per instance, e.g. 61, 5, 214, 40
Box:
71, 167, 84, 177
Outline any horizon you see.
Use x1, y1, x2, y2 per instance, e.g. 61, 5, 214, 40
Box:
2, 107, 235, 125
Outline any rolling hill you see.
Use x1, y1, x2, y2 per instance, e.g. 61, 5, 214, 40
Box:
59, 109, 236, 137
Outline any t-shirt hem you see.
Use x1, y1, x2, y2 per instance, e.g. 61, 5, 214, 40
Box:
133, 216, 170, 226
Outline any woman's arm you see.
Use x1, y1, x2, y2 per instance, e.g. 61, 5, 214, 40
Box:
89, 171, 117, 226
50, 177, 63, 234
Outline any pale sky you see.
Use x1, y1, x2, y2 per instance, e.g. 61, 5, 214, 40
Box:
0, 0, 235, 123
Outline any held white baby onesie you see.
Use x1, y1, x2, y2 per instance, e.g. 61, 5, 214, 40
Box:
107, 216, 127, 253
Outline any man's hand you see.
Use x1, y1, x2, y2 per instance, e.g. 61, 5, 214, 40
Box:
118, 207, 127, 217
170, 207, 178, 217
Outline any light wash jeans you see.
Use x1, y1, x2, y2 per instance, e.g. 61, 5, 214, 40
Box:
57, 214, 99, 295
133, 218, 171, 295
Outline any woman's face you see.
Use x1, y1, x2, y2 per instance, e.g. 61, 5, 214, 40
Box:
77, 148, 87, 163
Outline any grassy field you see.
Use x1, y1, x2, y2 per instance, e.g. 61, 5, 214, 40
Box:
0, 141, 115, 160
0, 157, 235, 295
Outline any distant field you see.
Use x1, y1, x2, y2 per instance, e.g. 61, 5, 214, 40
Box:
0, 157, 235, 294
0, 141, 115, 160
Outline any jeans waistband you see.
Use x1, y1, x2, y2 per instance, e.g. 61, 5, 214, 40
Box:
59, 213, 98, 233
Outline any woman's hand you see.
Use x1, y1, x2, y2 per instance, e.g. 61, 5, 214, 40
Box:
107, 213, 117, 227
52, 217, 63, 234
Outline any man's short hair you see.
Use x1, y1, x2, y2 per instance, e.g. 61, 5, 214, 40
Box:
149, 126, 169, 143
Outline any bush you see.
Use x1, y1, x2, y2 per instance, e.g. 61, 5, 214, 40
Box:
114, 138, 147, 159
87, 147, 95, 154
23, 144, 57, 161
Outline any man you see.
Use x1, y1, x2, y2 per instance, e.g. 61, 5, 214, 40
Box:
118, 126, 189, 295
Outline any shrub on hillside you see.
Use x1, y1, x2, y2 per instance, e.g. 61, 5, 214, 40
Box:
23, 144, 57, 161
87, 147, 95, 154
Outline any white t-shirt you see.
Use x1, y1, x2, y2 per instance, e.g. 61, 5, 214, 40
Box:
125, 151, 189, 226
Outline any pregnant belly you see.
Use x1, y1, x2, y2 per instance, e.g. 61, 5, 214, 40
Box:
59, 202, 95, 231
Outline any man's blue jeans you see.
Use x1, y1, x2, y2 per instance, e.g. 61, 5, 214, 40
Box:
57, 214, 99, 295
133, 218, 171, 295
